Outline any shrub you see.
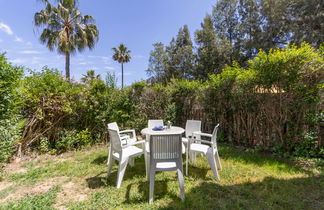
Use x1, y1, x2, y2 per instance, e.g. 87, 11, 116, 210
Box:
0, 53, 23, 120
0, 116, 23, 166
19, 67, 79, 150
54, 129, 93, 153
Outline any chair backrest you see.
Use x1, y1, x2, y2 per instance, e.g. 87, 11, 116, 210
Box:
211, 124, 220, 148
148, 120, 164, 129
108, 122, 120, 132
149, 134, 182, 161
108, 129, 122, 152
185, 120, 201, 138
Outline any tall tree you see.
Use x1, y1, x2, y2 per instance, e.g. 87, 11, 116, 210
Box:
165, 25, 195, 80
260, 0, 289, 50
212, 0, 241, 63
195, 15, 225, 80
287, 0, 324, 48
112, 44, 131, 88
146, 42, 167, 84
34, 0, 99, 79
238, 0, 263, 60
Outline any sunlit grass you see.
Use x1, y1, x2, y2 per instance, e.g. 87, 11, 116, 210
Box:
0, 144, 323, 209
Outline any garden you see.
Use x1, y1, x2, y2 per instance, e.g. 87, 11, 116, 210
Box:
0, 0, 323, 209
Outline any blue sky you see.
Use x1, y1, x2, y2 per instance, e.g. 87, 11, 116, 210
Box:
0, 0, 215, 86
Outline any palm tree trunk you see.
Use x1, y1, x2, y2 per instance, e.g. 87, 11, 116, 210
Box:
121, 62, 124, 88
65, 52, 70, 80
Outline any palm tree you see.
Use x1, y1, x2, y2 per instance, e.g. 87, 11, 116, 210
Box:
34, 0, 99, 80
81, 70, 100, 84
112, 44, 131, 88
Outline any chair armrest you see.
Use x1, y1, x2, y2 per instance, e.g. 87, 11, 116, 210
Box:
189, 138, 213, 145
193, 131, 212, 138
120, 135, 129, 140
120, 129, 136, 138
125, 140, 145, 147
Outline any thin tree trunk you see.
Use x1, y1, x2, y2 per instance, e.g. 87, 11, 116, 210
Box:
121, 62, 124, 88
65, 52, 70, 80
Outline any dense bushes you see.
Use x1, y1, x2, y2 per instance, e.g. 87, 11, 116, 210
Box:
0, 43, 323, 164
134, 44, 324, 158
0, 53, 23, 166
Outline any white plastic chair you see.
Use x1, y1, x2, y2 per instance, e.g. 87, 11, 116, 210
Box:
182, 120, 201, 161
107, 122, 137, 167
182, 120, 202, 144
107, 128, 147, 188
107, 122, 136, 146
144, 120, 164, 177
149, 134, 185, 204
186, 124, 222, 180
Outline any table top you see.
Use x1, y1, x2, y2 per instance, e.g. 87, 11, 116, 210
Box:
141, 126, 185, 135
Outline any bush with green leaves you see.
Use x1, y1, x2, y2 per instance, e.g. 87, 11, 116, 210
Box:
0, 116, 23, 166
18, 67, 79, 150
54, 129, 93, 153
0, 53, 23, 120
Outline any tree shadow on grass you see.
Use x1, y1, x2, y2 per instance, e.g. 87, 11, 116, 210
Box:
219, 144, 312, 174
86, 155, 148, 188
91, 155, 107, 165
158, 174, 324, 209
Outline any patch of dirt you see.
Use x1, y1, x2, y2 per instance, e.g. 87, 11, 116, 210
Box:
0, 181, 13, 192
4, 161, 27, 174
54, 179, 91, 209
0, 176, 68, 204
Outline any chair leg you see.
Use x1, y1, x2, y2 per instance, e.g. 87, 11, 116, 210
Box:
144, 152, 149, 178
186, 147, 189, 176
206, 152, 220, 181
129, 157, 135, 167
107, 157, 114, 177
107, 147, 114, 177
215, 150, 222, 171
107, 144, 112, 166
149, 170, 155, 204
116, 158, 129, 188
190, 152, 197, 163
177, 168, 185, 201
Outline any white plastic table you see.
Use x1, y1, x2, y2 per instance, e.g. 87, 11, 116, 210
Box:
141, 126, 185, 136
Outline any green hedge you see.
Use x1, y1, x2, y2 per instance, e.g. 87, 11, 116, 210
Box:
0, 43, 323, 161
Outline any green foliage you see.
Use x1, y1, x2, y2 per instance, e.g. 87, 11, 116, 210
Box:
55, 129, 92, 153
19, 68, 78, 148
0, 53, 23, 120
195, 15, 225, 80
0, 117, 23, 166
292, 131, 324, 158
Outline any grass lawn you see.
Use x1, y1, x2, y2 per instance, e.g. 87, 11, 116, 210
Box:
0, 144, 323, 209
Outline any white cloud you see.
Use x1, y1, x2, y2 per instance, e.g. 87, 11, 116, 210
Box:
79, 62, 88, 65
14, 36, 23, 42
104, 66, 115, 70
0, 22, 13, 35
0, 38, 3, 42
10, 58, 25, 64
87, 55, 111, 64
19, 50, 41, 54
